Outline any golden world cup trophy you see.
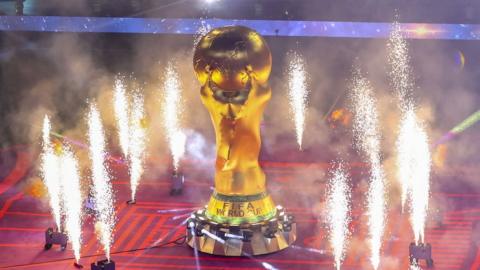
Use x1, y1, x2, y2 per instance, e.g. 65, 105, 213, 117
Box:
186, 26, 296, 256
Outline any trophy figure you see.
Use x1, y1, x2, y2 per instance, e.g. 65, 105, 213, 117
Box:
186, 26, 296, 256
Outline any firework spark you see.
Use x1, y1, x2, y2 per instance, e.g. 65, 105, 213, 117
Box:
326, 162, 351, 270
162, 62, 186, 172
287, 52, 309, 150
40, 115, 62, 231
388, 21, 415, 211
387, 21, 414, 109
398, 109, 431, 244
350, 70, 386, 270
113, 78, 147, 201
396, 109, 417, 213
59, 146, 83, 263
410, 122, 431, 245
128, 93, 147, 201
388, 21, 432, 244
194, 19, 211, 47
114, 77, 130, 158
87, 103, 116, 261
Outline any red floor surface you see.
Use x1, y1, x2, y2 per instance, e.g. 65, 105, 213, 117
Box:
0, 147, 479, 269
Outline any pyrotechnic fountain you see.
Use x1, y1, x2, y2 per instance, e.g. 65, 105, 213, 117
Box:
41, 116, 62, 231
114, 78, 147, 204
162, 62, 186, 173
326, 162, 351, 270
41, 116, 83, 265
59, 145, 83, 264
114, 78, 130, 159
350, 70, 386, 270
87, 103, 116, 268
388, 21, 415, 212
162, 62, 187, 196
388, 21, 434, 268
128, 92, 147, 203
287, 52, 309, 150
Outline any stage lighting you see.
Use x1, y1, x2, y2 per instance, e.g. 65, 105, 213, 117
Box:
170, 171, 184, 196
91, 259, 115, 270
44, 228, 67, 251
409, 242, 434, 268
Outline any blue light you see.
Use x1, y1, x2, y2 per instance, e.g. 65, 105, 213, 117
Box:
0, 16, 479, 40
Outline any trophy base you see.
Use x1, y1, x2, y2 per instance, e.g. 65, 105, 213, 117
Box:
186, 206, 296, 256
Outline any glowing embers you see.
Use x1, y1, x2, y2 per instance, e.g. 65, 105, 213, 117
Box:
59, 146, 83, 263
186, 206, 296, 256
327, 108, 352, 129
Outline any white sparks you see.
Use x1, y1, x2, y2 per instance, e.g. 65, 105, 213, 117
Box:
40, 115, 62, 231
326, 162, 351, 270
410, 121, 431, 244
87, 103, 115, 261
114, 77, 130, 158
388, 21, 432, 244
162, 62, 186, 172
388, 21, 415, 212
194, 19, 211, 47
367, 161, 386, 270
396, 109, 416, 212
350, 70, 386, 270
398, 109, 431, 244
128, 93, 147, 202
59, 146, 83, 263
287, 52, 309, 150
113, 78, 147, 202
41, 116, 83, 262
387, 21, 413, 110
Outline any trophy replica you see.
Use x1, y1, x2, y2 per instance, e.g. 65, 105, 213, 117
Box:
186, 26, 296, 256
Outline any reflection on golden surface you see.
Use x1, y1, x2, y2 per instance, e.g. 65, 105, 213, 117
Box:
194, 25, 273, 197
193, 26, 276, 223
